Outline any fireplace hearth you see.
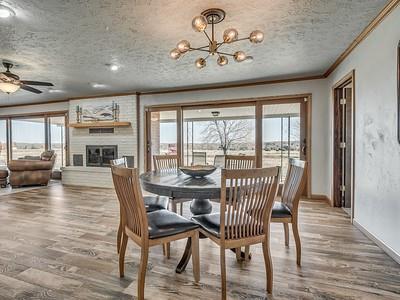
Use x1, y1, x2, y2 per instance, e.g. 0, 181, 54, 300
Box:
86, 145, 117, 167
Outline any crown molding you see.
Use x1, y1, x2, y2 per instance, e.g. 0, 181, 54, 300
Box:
324, 0, 400, 77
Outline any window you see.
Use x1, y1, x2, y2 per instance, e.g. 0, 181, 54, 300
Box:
11, 117, 46, 159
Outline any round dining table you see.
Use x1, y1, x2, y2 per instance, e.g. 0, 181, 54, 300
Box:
140, 169, 250, 273
140, 168, 222, 215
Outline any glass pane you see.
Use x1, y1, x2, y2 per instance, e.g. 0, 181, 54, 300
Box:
0, 120, 7, 166
262, 103, 301, 181
11, 118, 46, 159
183, 106, 255, 166
150, 111, 177, 170
49, 116, 66, 169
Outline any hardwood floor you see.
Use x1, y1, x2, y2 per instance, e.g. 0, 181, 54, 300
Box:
0, 185, 399, 299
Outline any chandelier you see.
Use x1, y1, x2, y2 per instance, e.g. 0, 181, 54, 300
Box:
169, 8, 264, 69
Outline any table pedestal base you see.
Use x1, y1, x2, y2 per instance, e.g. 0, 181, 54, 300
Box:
189, 198, 212, 215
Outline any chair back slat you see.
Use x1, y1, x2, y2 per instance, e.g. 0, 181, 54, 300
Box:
220, 167, 279, 241
281, 159, 307, 212
225, 155, 256, 169
153, 155, 179, 171
111, 166, 148, 239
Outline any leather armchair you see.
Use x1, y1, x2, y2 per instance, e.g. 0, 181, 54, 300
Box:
8, 150, 57, 187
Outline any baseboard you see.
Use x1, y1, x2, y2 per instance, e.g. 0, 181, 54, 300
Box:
353, 220, 400, 265
310, 194, 332, 205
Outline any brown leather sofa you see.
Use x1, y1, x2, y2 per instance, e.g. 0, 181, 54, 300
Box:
8, 150, 57, 187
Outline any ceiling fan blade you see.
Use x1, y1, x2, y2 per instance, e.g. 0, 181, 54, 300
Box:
20, 85, 42, 94
20, 80, 54, 86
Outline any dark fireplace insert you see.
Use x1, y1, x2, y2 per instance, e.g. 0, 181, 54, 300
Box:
86, 145, 118, 167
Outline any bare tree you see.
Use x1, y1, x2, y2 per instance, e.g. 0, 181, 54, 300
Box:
202, 119, 252, 154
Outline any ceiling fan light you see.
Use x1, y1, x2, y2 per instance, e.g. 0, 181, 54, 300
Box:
192, 15, 207, 32
249, 30, 264, 44
0, 82, 20, 94
217, 56, 228, 66
0, 4, 15, 18
233, 51, 247, 62
223, 28, 238, 43
195, 58, 206, 69
177, 40, 191, 53
169, 48, 181, 60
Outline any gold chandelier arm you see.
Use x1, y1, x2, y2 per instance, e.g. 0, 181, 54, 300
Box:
189, 45, 209, 51
216, 51, 235, 57
189, 47, 211, 54
228, 37, 250, 43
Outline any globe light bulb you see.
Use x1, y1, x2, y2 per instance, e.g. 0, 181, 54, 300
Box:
0, 82, 20, 94
195, 58, 206, 69
217, 56, 228, 66
223, 28, 238, 43
176, 40, 190, 53
192, 15, 207, 32
233, 51, 246, 62
249, 30, 264, 44
169, 48, 181, 60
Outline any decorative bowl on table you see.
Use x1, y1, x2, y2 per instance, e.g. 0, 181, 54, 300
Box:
179, 165, 217, 178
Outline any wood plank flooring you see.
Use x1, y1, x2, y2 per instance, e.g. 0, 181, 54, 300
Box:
0, 185, 399, 299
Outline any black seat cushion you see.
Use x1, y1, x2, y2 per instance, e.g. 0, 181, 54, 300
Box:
192, 213, 242, 238
147, 210, 198, 239
271, 202, 292, 218
143, 195, 169, 213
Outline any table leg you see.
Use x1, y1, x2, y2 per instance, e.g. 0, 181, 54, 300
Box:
189, 198, 212, 215
176, 237, 192, 274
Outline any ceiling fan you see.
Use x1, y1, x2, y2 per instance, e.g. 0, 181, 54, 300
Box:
0, 62, 54, 94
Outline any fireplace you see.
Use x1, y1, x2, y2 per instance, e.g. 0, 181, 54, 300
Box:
86, 145, 118, 167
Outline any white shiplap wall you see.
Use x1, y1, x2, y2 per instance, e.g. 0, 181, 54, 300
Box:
62, 95, 137, 187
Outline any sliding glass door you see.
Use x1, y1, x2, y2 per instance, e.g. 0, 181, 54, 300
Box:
262, 102, 305, 181
182, 106, 255, 166
49, 115, 67, 169
0, 113, 68, 169
146, 109, 179, 170
11, 117, 46, 159
145, 97, 309, 193
0, 120, 7, 166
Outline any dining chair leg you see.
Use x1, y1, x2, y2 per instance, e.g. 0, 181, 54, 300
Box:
292, 221, 302, 266
283, 223, 289, 247
235, 247, 241, 262
163, 243, 170, 258
117, 221, 122, 254
191, 232, 200, 283
244, 246, 250, 262
138, 246, 149, 300
220, 247, 227, 300
119, 233, 128, 278
262, 239, 273, 294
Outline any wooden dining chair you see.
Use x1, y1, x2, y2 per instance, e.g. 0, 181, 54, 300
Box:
224, 154, 256, 260
225, 154, 255, 169
153, 154, 191, 215
110, 158, 169, 256
271, 159, 307, 266
192, 167, 280, 298
111, 166, 200, 300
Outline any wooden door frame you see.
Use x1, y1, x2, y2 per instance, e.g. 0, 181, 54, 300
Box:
332, 70, 355, 221
144, 93, 312, 198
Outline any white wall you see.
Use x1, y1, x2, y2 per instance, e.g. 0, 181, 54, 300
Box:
140, 78, 330, 196
0, 101, 68, 116
327, 6, 400, 257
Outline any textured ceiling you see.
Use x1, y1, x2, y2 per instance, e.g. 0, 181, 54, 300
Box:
0, 0, 389, 105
